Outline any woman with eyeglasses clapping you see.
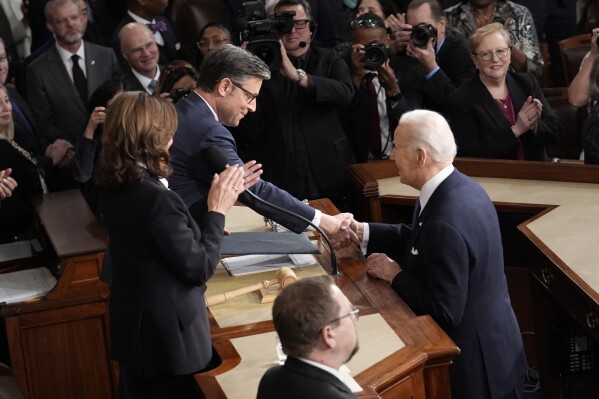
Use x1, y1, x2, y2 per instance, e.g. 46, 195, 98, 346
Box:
444, 23, 558, 160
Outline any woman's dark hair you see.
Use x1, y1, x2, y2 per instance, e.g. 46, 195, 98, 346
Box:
356, 0, 399, 18
87, 78, 130, 114
97, 92, 177, 190
154, 60, 199, 96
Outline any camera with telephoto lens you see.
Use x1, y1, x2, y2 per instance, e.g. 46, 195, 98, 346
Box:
410, 23, 437, 49
363, 42, 389, 70
239, 0, 296, 71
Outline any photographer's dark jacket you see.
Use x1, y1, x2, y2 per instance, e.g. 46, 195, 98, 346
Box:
232, 45, 355, 206
422, 30, 476, 112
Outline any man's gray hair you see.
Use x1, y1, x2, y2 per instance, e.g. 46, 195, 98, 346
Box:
400, 110, 457, 163
45, 0, 79, 22
196, 44, 271, 91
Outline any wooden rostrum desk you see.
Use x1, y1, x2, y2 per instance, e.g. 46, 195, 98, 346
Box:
0, 189, 114, 399
347, 158, 599, 399
196, 199, 459, 399
0, 189, 459, 398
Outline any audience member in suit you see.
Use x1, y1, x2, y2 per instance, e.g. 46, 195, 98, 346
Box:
168, 44, 355, 247
391, 0, 476, 112
27, 0, 120, 51
257, 275, 360, 399
26, 0, 121, 145
445, 0, 544, 79
0, 167, 17, 201
236, 0, 356, 210
97, 92, 247, 399
195, 22, 232, 67
72, 78, 128, 210
1, 37, 76, 189
111, 0, 179, 69
444, 24, 558, 160
349, 109, 527, 399
154, 60, 197, 101
119, 22, 160, 94
581, 55, 599, 164
343, 13, 424, 162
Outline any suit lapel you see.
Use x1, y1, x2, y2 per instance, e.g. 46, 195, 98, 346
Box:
46, 47, 87, 110
84, 43, 99, 99
285, 357, 354, 395
472, 75, 511, 132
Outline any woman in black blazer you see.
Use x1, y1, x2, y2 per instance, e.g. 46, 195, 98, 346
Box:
444, 23, 558, 161
97, 92, 247, 398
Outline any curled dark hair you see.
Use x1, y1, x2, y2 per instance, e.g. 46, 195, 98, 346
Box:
97, 92, 177, 190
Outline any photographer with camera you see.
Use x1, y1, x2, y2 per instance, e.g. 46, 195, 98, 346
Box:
235, 0, 356, 211
391, 0, 476, 111
344, 12, 425, 162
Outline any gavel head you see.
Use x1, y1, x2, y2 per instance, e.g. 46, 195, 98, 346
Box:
277, 267, 297, 288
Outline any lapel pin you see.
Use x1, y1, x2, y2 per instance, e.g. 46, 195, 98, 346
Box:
91, 60, 96, 65
410, 247, 418, 255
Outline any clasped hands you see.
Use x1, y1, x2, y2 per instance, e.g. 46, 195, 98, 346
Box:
513, 96, 542, 136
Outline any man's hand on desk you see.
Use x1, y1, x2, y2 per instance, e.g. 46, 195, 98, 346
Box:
366, 253, 401, 283
320, 213, 355, 250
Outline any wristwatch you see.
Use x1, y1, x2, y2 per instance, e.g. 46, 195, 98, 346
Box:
296, 69, 307, 85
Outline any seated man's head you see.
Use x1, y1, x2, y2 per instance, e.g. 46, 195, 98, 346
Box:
273, 275, 360, 369
350, 13, 390, 70
120, 23, 159, 78
406, 0, 446, 47
196, 45, 270, 127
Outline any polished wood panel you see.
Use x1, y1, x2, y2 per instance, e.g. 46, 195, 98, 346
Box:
0, 190, 114, 399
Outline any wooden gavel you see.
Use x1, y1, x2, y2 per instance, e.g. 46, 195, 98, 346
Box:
205, 267, 297, 307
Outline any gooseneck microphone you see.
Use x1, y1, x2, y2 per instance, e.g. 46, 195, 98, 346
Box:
203, 146, 339, 275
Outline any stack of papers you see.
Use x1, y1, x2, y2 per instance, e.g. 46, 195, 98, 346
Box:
221, 254, 317, 276
0, 267, 57, 304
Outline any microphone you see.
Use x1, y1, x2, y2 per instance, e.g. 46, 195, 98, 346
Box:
203, 146, 339, 275
299, 41, 307, 48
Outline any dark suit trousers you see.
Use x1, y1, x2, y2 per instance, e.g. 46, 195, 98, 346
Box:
117, 363, 205, 399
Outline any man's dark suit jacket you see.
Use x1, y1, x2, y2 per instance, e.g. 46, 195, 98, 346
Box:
368, 169, 527, 399
257, 357, 358, 399
168, 92, 316, 233
111, 14, 179, 68
26, 42, 121, 144
444, 71, 559, 160
235, 46, 356, 202
423, 30, 476, 111
98, 173, 221, 377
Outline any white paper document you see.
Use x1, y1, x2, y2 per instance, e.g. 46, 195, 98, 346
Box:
0, 268, 57, 304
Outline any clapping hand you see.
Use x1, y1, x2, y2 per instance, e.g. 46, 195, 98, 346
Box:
513, 96, 542, 136
0, 168, 17, 200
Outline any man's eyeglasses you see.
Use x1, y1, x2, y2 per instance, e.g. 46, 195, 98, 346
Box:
197, 37, 231, 49
328, 307, 360, 324
350, 18, 385, 29
474, 47, 510, 61
292, 19, 311, 30
231, 81, 258, 103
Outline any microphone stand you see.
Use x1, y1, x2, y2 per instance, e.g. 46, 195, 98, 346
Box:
243, 190, 340, 276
